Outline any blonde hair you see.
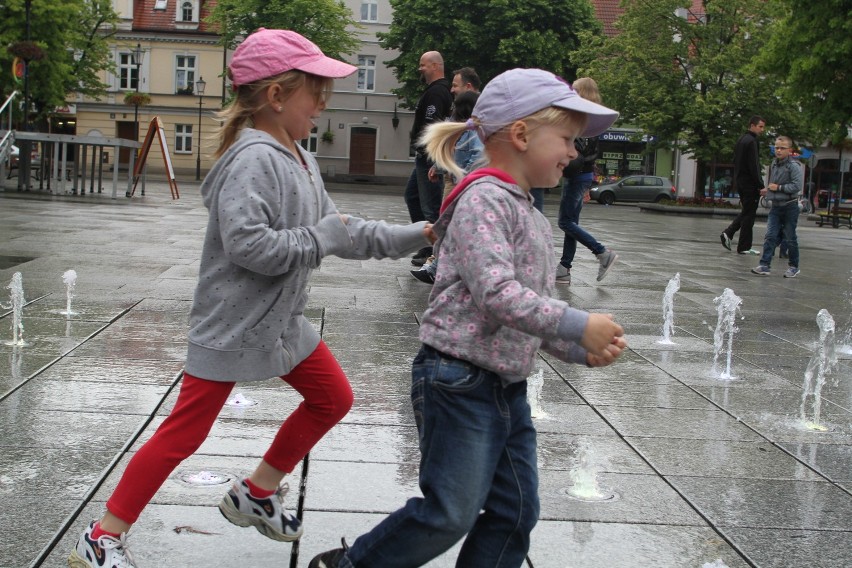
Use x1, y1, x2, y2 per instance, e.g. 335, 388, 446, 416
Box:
572, 77, 601, 104
422, 107, 588, 182
214, 70, 333, 158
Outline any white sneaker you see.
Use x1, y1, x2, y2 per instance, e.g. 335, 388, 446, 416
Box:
595, 250, 618, 281
218, 479, 303, 542
68, 521, 137, 568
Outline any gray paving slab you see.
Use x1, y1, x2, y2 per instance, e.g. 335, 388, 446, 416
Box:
2, 183, 851, 567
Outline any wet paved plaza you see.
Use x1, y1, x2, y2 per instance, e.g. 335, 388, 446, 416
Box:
1, 181, 850, 568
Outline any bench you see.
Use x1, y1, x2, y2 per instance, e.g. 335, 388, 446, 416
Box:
817, 208, 852, 229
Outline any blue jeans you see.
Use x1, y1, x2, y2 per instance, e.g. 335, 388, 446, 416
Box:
529, 188, 544, 212
345, 345, 539, 568
759, 200, 799, 268
558, 173, 604, 268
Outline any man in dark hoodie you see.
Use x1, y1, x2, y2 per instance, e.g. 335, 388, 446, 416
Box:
720, 115, 766, 254
404, 50, 453, 265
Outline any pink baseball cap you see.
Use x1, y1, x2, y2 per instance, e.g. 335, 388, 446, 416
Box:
473, 68, 619, 140
229, 28, 357, 87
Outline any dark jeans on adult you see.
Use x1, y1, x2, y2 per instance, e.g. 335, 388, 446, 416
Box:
530, 188, 544, 212
414, 153, 443, 223
403, 168, 425, 223
344, 345, 539, 567
723, 186, 760, 252
558, 173, 604, 269
759, 200, 799, 268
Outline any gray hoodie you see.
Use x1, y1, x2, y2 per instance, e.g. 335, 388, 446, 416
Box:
185, 129, 427, 382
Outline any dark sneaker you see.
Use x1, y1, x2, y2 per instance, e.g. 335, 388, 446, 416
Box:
737, 249, 760, 255
309, 538, 350, 568
595, 249, 618, 282
410, 267, 435, 284
411, 246, 433, 266
218, 479, 303, 542
751, 265, 771, 276
720, 233, 732, 251
68, 521, 137, 568
784, 267, 800, 278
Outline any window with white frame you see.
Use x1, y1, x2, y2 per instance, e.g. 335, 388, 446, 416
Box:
299, 127, 318, 154
175, 124, 193, 153
181, 1, 194, 22
118, 52, 139, 91
357, 56, 376, 92
175, 55, 196, 93
154, 0, 168, 9
360, 0, 378, 22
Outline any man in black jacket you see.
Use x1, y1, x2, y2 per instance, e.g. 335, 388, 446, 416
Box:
404, 50, 453, 265
720, 116, 766, 254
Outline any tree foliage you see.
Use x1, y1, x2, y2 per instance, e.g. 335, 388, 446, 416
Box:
570, 0, 818, 195
379, 0, 601, 108
208, 0, 362, 58
0, 0, 118, 125
758, 0, 852, 144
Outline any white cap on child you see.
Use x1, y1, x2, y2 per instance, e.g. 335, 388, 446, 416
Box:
472, 68, 619, 140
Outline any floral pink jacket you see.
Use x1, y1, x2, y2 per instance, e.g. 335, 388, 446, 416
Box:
419, 169, 589, 383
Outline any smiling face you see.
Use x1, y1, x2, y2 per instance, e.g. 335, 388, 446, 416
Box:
279, 83, 326, 143
522, 122, 581, 189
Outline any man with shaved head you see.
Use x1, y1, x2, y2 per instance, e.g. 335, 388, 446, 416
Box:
404, 50, 453, 266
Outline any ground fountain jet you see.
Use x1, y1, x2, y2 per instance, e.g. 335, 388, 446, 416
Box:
2, 272, 27, 347
60, 269, 78, 316
658, 272, 681, 345
526, 368, 547, 419
563, 439, 616, 502
712, 288, 742, 380
800, 309, 838, 432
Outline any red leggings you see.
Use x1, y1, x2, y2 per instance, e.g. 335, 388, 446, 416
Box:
106, 341, 353, 525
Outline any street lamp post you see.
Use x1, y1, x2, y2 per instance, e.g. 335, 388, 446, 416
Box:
132, 43, 144, 143
195, 77, 206, 180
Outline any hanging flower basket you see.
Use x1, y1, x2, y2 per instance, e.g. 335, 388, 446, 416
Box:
321, 130, 335, 143
8, 40, 45, 62
124, 92, 151, 107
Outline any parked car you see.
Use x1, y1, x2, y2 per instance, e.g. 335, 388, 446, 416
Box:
589, 175, 677, 205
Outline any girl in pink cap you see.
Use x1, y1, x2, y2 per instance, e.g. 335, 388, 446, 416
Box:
311, 68, 627, 568
68, 29, 433, 568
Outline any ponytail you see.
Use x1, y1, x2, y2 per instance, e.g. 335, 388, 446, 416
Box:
421, 119, 479, 182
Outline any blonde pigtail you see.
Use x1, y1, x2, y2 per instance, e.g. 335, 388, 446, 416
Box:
421, 120, 475, 183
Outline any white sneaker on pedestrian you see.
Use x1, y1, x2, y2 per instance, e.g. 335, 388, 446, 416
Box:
68, 521, 137, 568
783, 267, 800, 278
218, 479, 303, 542
595, 250, 618, 282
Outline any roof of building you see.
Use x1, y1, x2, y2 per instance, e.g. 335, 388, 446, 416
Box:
134, 0, 218, 34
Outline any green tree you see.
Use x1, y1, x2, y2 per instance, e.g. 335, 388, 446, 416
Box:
379, 0, 601, 107
758, 0, 852, 145
571, 0, 808, 197
208, 0, 362, 57
0, 0, 118, 126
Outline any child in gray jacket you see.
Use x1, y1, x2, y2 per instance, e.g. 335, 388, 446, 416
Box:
69, 29, 433, 568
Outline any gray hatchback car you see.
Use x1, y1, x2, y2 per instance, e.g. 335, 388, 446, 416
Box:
589, 175, 676, 205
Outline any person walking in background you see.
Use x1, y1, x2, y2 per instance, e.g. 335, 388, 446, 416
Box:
310, 68, 627, 568
751, 135, 804, 277
413, 89, 484, 284
450, 66, 481, 96
555, 77, 617, 285
404, 51, 453, 267
720, 115, 766, 254
68, 29, 434, 568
